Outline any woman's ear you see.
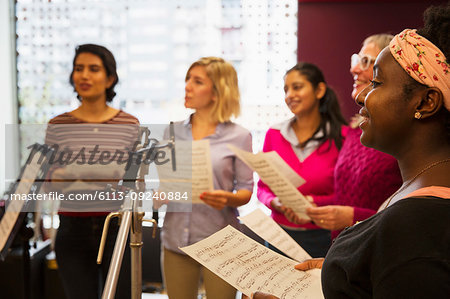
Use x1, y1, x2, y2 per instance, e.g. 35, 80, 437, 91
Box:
315, 82, 327, 100
211, 87, 219, 102
415, 87, 444, 119
106, 76, 115, 89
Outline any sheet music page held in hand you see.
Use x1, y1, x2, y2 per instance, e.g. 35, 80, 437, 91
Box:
157, 140, 213, 204
191, 140, 214, 203
180, 225, 323, 299
239, 209, 311, 262
228, 144, 311, 219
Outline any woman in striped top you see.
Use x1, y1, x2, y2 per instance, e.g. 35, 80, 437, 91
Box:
45, 44, 139, 299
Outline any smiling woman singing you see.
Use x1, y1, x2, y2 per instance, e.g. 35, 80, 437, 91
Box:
250, 3, 450, 299
257, 62, 348, 258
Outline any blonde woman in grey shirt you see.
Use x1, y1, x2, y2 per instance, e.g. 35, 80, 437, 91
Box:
161, 57, 253, 299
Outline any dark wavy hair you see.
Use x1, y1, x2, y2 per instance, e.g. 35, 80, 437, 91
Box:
285, 62, 347, 149
69, 44, 118, 102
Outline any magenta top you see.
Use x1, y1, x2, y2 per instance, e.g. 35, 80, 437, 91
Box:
313, 127, 402, 238
257, 124, 349, 230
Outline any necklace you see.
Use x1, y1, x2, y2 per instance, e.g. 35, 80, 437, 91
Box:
382, 158, 450, 210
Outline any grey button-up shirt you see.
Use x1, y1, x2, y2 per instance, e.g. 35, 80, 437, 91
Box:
161, 115, 254, 254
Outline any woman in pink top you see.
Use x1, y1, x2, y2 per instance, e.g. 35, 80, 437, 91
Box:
257, 62, 348, 257
305, 34, 402, 240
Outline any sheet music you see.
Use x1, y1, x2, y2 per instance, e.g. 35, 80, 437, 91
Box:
156, 140, 192, 203
191, 140, 214, 203
239, 209, 311, 262
263, 152, 305, 188
157, 140, 213, 204
0, 152, 42, 250
228, 144, 311, 219
180, 225, 323, 298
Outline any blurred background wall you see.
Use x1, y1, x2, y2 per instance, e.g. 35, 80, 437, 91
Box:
297, 0, 447, 120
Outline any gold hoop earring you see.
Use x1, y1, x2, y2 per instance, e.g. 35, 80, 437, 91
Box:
414, 111, 422, 119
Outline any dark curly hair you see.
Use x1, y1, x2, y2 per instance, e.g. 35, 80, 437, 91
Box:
407, 3, 450, 140
285, 62, 347, 150
69, 44, 119, 102
417, 3, 450, 59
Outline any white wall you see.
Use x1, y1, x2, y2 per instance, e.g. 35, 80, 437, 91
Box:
0, 0, 19, 194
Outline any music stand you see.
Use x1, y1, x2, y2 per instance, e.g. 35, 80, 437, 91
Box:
0, 144, 54, 298
97, 123, 176, 299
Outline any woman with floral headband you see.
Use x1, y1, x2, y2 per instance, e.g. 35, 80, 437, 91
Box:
248, 3, 450, 298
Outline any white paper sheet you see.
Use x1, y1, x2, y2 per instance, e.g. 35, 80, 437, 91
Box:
0, 152, 42, 250
228, 144, 311, 219
191, 140, 214, 203
263, 151, 305, 188
239, 209, 311, 262
157, 140, 213, 204
180, 225, 323, 298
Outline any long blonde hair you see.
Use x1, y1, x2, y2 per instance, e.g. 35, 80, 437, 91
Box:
186, 57, 240, 123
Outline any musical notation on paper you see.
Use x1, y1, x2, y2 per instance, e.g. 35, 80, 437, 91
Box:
239, 209, 311, 262
228, 144, 311, 219
180, 225, 323, 298
157, 140, 213, 204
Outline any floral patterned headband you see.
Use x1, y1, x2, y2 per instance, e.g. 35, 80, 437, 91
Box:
390, 29, 449, 111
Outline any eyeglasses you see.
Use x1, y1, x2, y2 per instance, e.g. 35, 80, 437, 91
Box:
351, 53, 376, 71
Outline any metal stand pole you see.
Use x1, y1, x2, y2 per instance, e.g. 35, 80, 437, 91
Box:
98, 201, 157, 299
131, 211, 157, 299
130, 227, 142, 299
100, 210, 131, 299
97, 123, 174, 298
130, 198, 143, 299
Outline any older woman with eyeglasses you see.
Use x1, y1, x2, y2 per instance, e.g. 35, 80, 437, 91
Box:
350, 34, 393, 99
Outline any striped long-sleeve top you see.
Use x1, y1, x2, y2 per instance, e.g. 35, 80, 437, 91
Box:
44, 110, 140, 216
